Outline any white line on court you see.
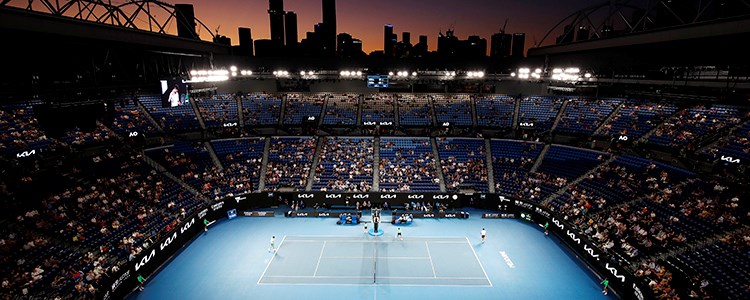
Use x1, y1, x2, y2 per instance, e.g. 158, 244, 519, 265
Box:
465, 236, 493, 287
258, 282, 493, 287
257, 235, 287, 284
425, 241, 437, 278
263, 275, 488, 279
323, 256, 430, 259
284, 240, 464, 244
313, 241, 327, 276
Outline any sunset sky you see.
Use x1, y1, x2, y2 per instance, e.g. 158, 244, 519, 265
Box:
177, 0, 594, 53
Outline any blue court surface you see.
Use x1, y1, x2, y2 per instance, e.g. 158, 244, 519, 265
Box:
127, 208, 617, 300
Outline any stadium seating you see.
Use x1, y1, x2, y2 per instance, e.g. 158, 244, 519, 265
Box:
648, 105, 746, 149
362, 94, 396, 124
313, 137, 374, 192
433, 94, 473, 126
490, 140, 543, 196
597, 102, 678, 140
241, 94, 282, 126
379, 137, 440, 192
475, 95, 515, 128
437, 138, 488, 192
195, 94, 239, 129
108, 98, 159, 136
554, 98, 621, 134
517, 96, 565, 132
211, 138, 266, 194
283, 94, 325, 125
139, 95, 201, 133
264, 137, 317, 191
0, 100, 52, 155
398, 95, 433, 126
322, 94, 360, 126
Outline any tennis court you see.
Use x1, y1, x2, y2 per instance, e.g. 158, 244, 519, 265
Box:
258, 236, 491, 286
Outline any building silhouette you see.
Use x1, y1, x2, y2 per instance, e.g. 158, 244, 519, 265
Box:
384, 24, 396, 57
238, 27, 254, 56
322, 0, 337, 56
337, 33, 363, 58
413, 35, 428, 57
268, 0, 285, 47
556, 25, 574, 44
511, 32, 525, 58
174, 4, 197, 39
285, 11, 298, 54
490, 32, 511, 58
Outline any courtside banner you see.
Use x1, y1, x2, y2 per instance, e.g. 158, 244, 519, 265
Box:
100, 212, 203, 300
242, 211, 275, 217
286, 192, 462, 206
511, 198, 650, 300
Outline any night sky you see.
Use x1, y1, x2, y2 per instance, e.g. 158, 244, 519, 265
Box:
178, 0, 593, 53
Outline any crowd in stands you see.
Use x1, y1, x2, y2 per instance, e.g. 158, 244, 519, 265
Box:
241, 94, 282, 126
195, 94, 239, 129
475, 96, 515, 128
598, 102, 678, 140
109, 99, 158, 136
1, 150, 201, 299
379, 138, 440, 192
284, 94, 325, 125
649, 105, 746, 150
433, 94, 473, 126
211, 138, 265, 194
518, 96, 565, 132
398, 95, 433, 126
323, 94, 360, 126
313, 137, 373, 192
437, 138, 488, 192
265, 137, 317, 191
555, 98, 621, 135
139, 95, 201, 133
362, 94, 395, 123
0, 100, 51, 155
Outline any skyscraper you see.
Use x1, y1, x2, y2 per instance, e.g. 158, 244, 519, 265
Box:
384, 24, 395, 57
402, 32, 411, 46
174, 4, 197, 39
511, 33, 525, 58
490, 32, 512, 58
238, 27, 254, 56
285, 11, 298, 46
322, 0, 337, 56
268, 0, 285, 47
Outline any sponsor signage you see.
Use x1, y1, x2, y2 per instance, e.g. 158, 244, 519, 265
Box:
720, 155, 740, 164
482, 213, 516, 219
519, 122, 534, 128
128, 131, 139, 137
223, 122, 238, 127
15, 149, 38, 158
242, 211, 275, 217
284, 211, 361, 218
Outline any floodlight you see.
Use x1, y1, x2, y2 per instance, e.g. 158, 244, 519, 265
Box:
584, 73, 592, 78
356, 71, 362, 76
510, 72, 516, 77
534, 68, 542, 74
230, 66, 238, 72
389, 72, 394, 76
412, 72, 417, 76
190, 70, 197, 76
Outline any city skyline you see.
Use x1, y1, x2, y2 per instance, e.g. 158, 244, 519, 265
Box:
179, 0, 593, 54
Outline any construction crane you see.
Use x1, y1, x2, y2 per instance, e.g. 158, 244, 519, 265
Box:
500, 18, 509, 34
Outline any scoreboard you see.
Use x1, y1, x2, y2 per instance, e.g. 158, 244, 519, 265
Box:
367, 75, 389, 88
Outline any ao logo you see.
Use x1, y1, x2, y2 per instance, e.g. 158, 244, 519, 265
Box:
605, 263, 626, 282
129, 132, 139, 137
16, 150, 36, 158
442, 122, 450, 126
721, 156, 740, 163
297, 194, 314, 199
408, 195, 424, 199
307, 116, 316, 121
618, 135, 628, 141
325, 194, 342, 199
135, 249, 156, 271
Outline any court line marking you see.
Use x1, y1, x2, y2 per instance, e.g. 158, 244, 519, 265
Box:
313, 241, 327, 276
283, 235, 469, 239
257, 235, 287, 285
262, 275, 488, 279
257, 282, 492, 287
425, 241, 437, 278
284, 239, 464, 244
320, 256, 430, 259
465, 236, 493, 287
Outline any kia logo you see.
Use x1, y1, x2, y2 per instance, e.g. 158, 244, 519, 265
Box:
297, 194, 314, 199
16, 150, 36, 158
432, 195, 449, 200
325, 194, 342, 199
408, 195, 424, 199
380, 194, 396, 199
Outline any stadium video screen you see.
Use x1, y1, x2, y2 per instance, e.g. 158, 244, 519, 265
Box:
367, 75, 389, 88
160, 80, 190, 108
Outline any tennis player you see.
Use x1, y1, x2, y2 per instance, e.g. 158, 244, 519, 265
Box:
601, 278, 609, 295
397, 227, 403, 240
269, 236, 276, 253
481, 228, 486, 243
364, 222, 369, 233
